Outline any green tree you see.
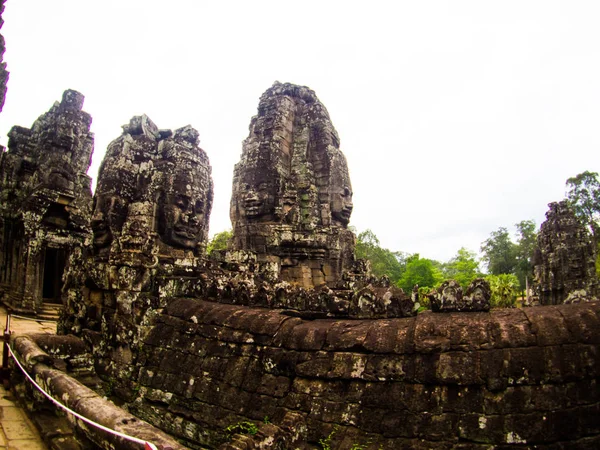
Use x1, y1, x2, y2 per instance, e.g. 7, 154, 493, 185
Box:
442, 247, 481, 289
207, 229, 232, 254
355, 229, 407, 283
565, 171, 600, 242
486, 273, 519, 308
514, 220, 537, 293
397, 255, 443, 293
480, 227, 518, 275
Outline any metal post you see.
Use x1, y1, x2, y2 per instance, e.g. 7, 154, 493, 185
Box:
2, 314, 11, 387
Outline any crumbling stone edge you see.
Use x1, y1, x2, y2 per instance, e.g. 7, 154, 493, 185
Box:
11, 334, 186, 450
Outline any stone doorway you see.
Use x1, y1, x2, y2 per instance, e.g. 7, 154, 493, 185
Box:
42, 247, 66, 304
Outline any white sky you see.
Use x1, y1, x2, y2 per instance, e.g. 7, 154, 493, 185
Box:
1, 1, 599, 263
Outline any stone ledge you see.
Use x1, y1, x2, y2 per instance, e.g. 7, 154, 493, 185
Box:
11, 334, 187, 450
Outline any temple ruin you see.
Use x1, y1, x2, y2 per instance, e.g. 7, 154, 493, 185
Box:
60, 114, 214, 388
0, 90, 93, 312
230, 82, 355, 289
533, 200, 599, 305
0, 80, 598, 449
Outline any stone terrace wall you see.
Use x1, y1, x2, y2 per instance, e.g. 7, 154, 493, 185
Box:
130, 299, 600, 449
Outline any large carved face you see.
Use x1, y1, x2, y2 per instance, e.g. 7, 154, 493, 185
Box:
91, 193, 128, 249
327, 150, 353, 228
241, 179, 277, 221
158, 168, 211, 249
231, 160, 279, 224
330, 184, 353, 227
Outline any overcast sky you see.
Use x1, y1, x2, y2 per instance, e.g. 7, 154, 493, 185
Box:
1, 1, 599, 263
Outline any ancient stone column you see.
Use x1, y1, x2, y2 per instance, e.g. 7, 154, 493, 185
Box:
230, 82, 355, 288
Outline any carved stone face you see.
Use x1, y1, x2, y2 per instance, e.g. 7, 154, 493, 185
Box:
331, 184, 353, 227
48, 116, 82, 151
158, 169, 210, 249
91, 194, 128, 249
241, 180, 277, 221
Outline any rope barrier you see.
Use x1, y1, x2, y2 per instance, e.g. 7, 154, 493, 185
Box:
6, 340, 158, 450
9, 314, 58, 323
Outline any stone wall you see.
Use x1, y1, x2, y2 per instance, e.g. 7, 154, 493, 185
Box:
10, 334, 185, 450
126, 298, 600, 449
0, 0, 7, 113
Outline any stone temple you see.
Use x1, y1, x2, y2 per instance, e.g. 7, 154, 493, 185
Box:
0, 90, 93, 312
533, 200, 599, 305
1, 81, 599, 449
231, 82, 355, 289
61, 114, 213, 379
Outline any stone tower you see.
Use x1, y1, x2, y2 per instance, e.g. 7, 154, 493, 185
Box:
0, 90, 93, 312
230, 82, 355, 288
533, 200, 599, 305
61, 116, 213, 381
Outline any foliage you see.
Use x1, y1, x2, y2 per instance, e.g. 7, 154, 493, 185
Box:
565, 170, 600, 241
442, 247, 482, 289
417, 286, 433, 311
514, 220, 537, 293
480, 227, 518, 275
224, 420, 259, 438
397, 254, 443, 293
207, 229, 232, 254
319, 425, 338, 450
486, 273, 519, 308
355, 229, 408, 283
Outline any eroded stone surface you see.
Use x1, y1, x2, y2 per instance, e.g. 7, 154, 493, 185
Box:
0, 90, 93, 312
127, 298, 600, 449
230, 82, 355, 288
0, 0, 7, 113
428, 278, 491, 312
533, 200, 599, 305
60, 115, 214, 393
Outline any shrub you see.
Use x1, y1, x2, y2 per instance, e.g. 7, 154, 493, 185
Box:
486, 273, 519, 308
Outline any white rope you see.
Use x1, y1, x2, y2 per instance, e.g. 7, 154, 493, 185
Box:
10, 314, 58, 323
6, 344, 158, 450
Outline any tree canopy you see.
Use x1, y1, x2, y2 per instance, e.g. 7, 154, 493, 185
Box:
355, 229, 408, 284
207, 229, 232, 254
480, 227, 518, 275
565, 170, 600, 242
397, 254, 443, 293
441, 247, 482, 289
514, 220, 537, 292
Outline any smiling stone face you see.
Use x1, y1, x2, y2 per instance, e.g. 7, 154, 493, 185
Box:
328, 150, 353, 228
158, 171, 210, 249
91, 193, 128, 249
157, 129, 213, 251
